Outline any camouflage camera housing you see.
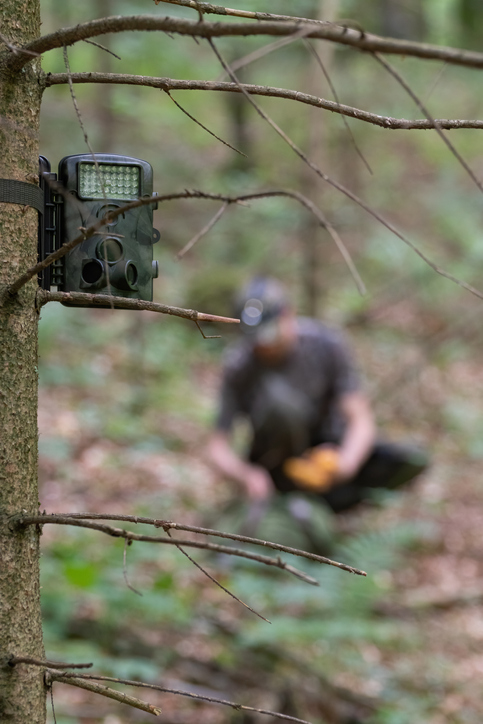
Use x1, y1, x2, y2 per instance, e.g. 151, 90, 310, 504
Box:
57, 154, 159, 303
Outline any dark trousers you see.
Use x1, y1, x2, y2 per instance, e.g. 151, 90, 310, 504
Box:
247, 375, 428, 513
265, 441, 428, 512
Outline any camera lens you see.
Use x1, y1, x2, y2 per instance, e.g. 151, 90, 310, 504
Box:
97, 238, 123, 263
81, 259, 104, 285
126, 262, 138, 287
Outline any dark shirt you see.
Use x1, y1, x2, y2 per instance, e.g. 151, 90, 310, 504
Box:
216, 317, 360, 441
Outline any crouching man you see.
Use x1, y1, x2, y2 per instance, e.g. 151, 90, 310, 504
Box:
208, 277, 428, 514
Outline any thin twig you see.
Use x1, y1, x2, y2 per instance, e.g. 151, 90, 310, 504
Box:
164, 90, 245, 155
191, 0, 204, 23
153, 0, 332, 25
165, 530, 270, 622
123, 539, 142, 596
9, 656, 92, 670
27, 185, 483, 302
17, 513, 365, 577
36, 289, 240, 326
63, 47, 95, 157
45, 670, 161, 716
0, 31, 39, 57
49, 671, 311, 724
11, 14, 483, 73
1, 190, 205, 301
216, 25, 317, 80
45, 72, 483, 131
208, 39, 483, 303
286, 192, 366, 295
49, 683, 57, 724
2, 188, 361, 301
63, 46, 116, 302
195, 320, 221, 339
2, 190, 158, 301
374, 52, 483, 195
304, 40, 373, 175
177, 202, 228, 258
35, 517, 325, 581
424, 62, 448, 101
82, 38, 122, 60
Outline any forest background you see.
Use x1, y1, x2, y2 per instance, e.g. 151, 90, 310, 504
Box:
31, 0, 483, 722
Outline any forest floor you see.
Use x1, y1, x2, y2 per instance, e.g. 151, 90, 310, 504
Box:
37, 307, 483, 724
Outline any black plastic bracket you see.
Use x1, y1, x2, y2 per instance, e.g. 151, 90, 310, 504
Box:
38, 156, 60, 290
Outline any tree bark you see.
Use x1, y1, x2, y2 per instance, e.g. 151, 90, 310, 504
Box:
0, 1, 45, 722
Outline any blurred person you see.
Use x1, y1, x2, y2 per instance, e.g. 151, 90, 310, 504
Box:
208, 277, 428, 514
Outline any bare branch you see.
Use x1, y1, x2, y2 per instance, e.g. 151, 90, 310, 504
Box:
2, 189, 226, 302
63, 47, 95, 156
49, 671, 312, 724
0, 191, 156, 303
208, 41, 483, 303
304, 40, 373, 175
284, 191, 366, 295
425, 62, 448, 101
195, 320, 221, 339
177, 202, 228, 258
82, 38, 121, 60
374, 52, 483, 195
155, 0, 330, 24
6, 181, 477, 303
165, 530, 271, 623
9, 14, 483, 73
36, 289, 240, 326
123, 539, 142, 596
164, 90, 245, 155
1, 187, 361, 302
216, 25, 318, 80
16, 512, 365, 577
44, 72, 483, 131
8, 656, 92, 670
45, 670, 161, 716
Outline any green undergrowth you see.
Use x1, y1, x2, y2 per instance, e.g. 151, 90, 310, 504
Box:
40, 505, 436, 722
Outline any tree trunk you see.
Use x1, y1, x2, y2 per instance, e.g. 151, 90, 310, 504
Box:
298, 0, 339, 316
0, 1, 45, 722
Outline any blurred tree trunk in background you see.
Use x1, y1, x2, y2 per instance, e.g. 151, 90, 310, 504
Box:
0, 1, 45, 721
94, 0, 117, 152
458, 0, 483, 49
225, 61, 253, 170
378, 0, 426, 40
298, 0, 338, 316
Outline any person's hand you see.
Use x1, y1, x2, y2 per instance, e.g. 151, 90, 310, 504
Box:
243, 464, 275, 502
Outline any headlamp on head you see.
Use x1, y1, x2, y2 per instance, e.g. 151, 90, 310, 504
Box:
236, 277, 288, 338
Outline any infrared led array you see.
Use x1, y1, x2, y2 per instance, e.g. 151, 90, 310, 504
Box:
78, 163, 140, 200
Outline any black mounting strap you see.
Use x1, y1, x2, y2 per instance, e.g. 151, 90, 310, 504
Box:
0, 178, 44, 214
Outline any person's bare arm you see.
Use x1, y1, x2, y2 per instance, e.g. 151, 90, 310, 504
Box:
208, 430, 275, 501
335, 391, 376, 480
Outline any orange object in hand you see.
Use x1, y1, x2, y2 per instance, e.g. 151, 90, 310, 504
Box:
283, 448, 340, 492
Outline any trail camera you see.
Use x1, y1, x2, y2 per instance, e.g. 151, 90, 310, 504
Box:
38, 154, 159, 303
